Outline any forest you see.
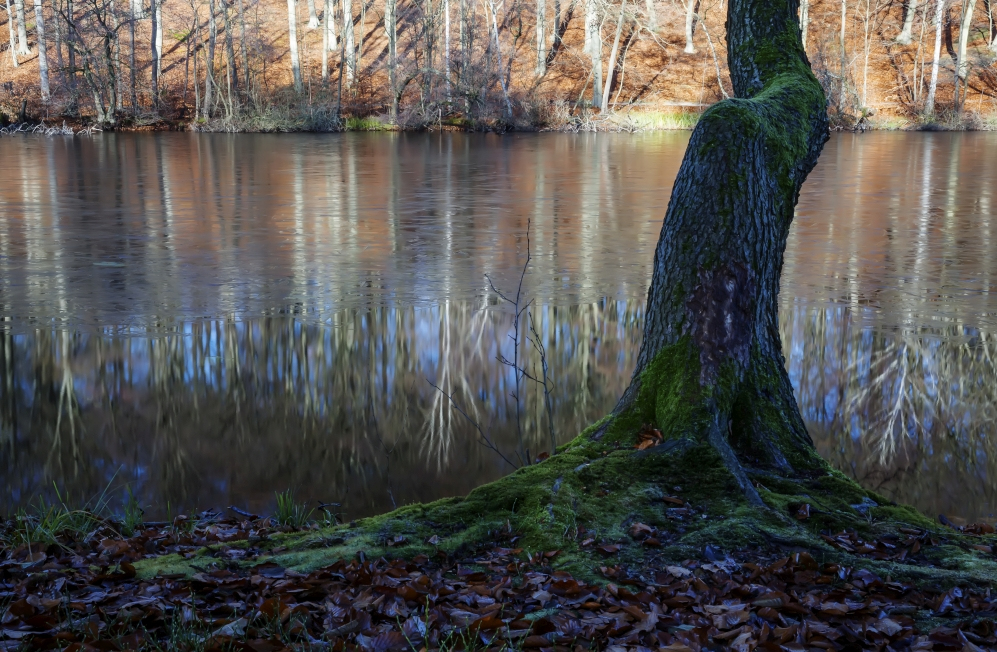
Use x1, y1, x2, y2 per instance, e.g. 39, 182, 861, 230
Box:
1, 0, 996, 129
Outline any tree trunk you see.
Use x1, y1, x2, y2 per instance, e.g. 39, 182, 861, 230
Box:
223, 0, 237, 95
384, 0, 395, 118
34, 0, 50, 101
237, 0, 248, 92
536, 0, 545, 74
287, 0, 302, 91
898, 0, 918, 43
600, 0, 626, 112
205, 0, 216, 116
584, 0, 601, 107
611, 0, 829, 502
6, 0, 18, 67
13, 0, 29, 55
683, 0, 697, 53
644, 0, 655, 31
129, 0, 137, 108
341, 0, 353, 85
957, 0, 977, 79
306, 0, 318, 27
151, 0, 161, 99
925, 0, 944, 115
988, 0, 996, 51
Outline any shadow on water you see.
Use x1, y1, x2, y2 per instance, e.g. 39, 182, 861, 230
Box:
1, 132, 996, 521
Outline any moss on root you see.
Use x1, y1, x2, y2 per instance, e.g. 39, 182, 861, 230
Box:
134, 344, 997, 591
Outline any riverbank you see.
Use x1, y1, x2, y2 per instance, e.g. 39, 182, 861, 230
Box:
4, 98, 997, 135
2, 494, 996, 651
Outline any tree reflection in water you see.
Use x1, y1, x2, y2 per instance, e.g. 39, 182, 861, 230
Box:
2, 301, 995, 522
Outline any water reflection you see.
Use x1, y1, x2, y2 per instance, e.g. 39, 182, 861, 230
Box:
1, 132, 996, 521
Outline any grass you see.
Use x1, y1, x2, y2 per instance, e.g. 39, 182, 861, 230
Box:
618, 110, 701, 131
3, 484, 113, 552
120, 486, 144, 536
273, 490, 314, 529
344, 115, 388, 131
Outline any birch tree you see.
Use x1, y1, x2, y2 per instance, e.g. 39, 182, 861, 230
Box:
6, 0, 19, 66
584, 0, 602, 107
601, 0, 626, 111
956, 0, 977, 80
683, 0, 698, 53
306, 0, 318, 27
897, 0, 918, 43
536, 0, 545, 74
13, 0, 29, 55
151, 0, 162, 98
34, 0, 50, 101
204, 0, 216, 116
925, 0, 945, 115
384, 0, 396, 117
287, 0, 302, 91
342, 0, 354, 85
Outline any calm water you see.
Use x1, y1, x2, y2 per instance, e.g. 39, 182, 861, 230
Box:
1, 132, 996, 523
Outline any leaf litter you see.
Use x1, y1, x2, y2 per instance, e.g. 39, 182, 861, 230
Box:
1, 512, 996, 651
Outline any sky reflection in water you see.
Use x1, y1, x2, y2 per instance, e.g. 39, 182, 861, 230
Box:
1, 132, 995, 522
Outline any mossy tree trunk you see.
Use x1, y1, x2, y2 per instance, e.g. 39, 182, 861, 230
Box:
608, 0, 829, 505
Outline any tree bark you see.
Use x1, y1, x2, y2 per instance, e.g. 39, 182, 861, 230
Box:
956, 0, 976, 80
151, 0, 161, 99
34, 0, 50, 101
205, 0, 216, 116
612, 0, 828, 502
898, 0, 918, 43
306, 0, 318, 27
341, 0, 353, 85
584, 0, 601, 107
237, 0, 248, 91
925, 0, 944, 115
683, 0, 698, 53
7, 0, 19, 67
288, 0, 303, 91
536, 0, 545, 74
384, 0, 395, 117
601, 0, 626, 112
13, 0, 29, 55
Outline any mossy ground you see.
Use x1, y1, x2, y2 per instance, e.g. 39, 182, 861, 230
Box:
134, 424, 997, 597
135, 342, 997, 596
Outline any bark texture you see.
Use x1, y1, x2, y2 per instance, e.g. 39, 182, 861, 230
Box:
613, 0, 828, 501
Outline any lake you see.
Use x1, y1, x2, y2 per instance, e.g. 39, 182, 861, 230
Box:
1, 132, 995, 524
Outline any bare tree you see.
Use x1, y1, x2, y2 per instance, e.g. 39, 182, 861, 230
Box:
584, 0, 601, 107
287, 0, 302, 91
384, 0, 395, 116
925, 0, 946, 115
6, 0, 19, 66
897, 0, 918, 43
956, 0, 977, 80
151, 0, 162, 99
306, 0, 318, 27
683, 0, 698, 53
205, 0, 216, 116
341, 0, 354, 85
536, 0, 545, 74
601, 0, 626, 111
13, 0, 29, 55
35, 0, 51, 101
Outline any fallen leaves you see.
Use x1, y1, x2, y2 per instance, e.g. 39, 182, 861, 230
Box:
1, 512, 996, 652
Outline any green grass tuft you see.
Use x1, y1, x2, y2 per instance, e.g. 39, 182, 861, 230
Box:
274, 490, 314, 529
